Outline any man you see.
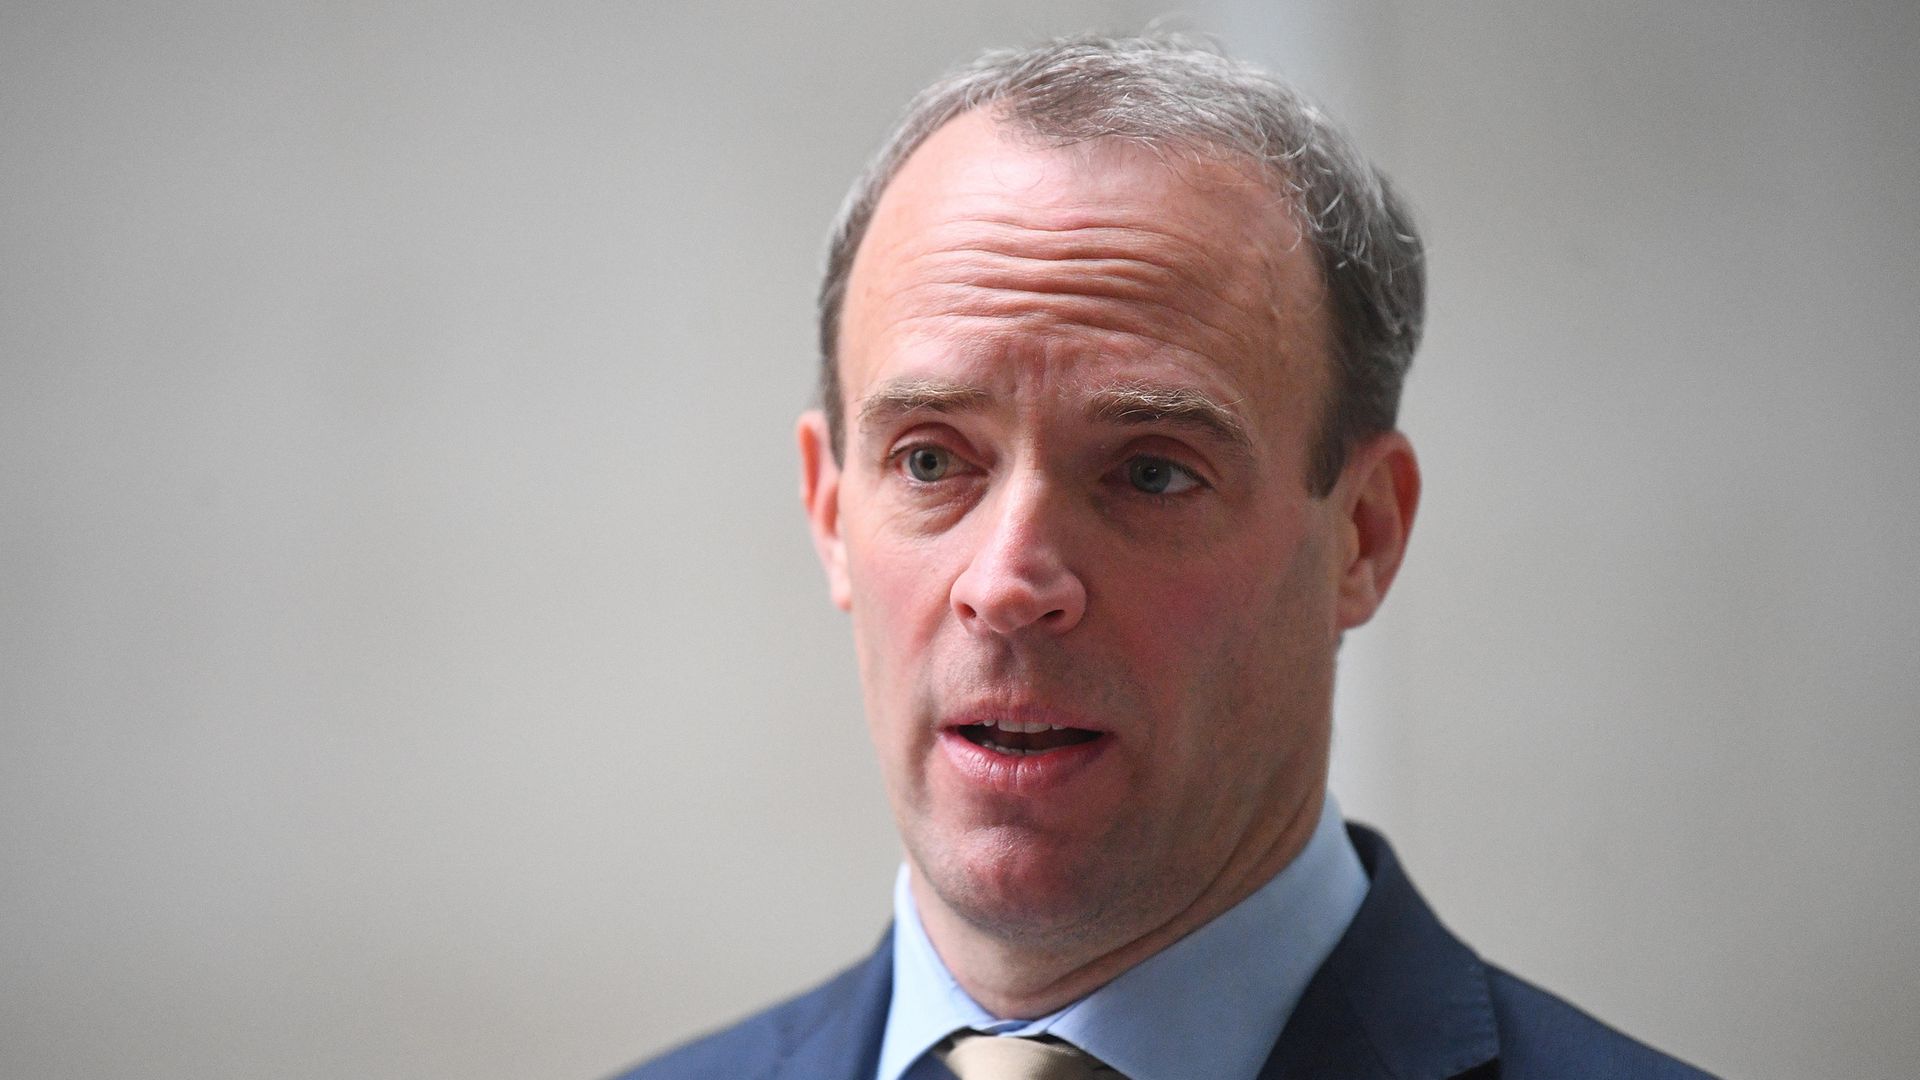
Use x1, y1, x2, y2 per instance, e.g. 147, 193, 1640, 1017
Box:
625, 34, 1711, 1080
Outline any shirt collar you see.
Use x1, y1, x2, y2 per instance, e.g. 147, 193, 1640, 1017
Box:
876, 793, 1368, 1080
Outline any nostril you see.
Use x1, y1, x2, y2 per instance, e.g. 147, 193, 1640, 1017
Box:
948, 532, 1086, 635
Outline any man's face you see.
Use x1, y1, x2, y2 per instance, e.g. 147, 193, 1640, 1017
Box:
800, 111, 1403, 946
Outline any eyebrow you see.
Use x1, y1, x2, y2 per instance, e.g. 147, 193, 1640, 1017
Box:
855, 376, 1254, 459
1086, 381, 1253, 459
857, 378, 993, 432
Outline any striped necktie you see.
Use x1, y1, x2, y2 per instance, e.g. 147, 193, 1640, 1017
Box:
937, 1032, 1126, 1079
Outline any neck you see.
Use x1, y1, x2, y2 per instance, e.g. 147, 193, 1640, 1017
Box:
909, 786, 1326, 1019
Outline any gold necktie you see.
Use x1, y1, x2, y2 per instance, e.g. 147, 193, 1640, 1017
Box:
937, 1032, 1125, 1080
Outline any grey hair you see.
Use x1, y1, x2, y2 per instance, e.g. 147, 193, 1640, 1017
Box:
816, 33, 1424, 494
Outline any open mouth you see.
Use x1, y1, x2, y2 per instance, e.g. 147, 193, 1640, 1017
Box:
958, 718, 1103, 756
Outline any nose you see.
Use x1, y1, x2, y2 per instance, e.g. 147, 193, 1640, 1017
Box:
949, 478, 1087, 636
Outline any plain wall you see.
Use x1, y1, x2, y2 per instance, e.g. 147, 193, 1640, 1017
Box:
1222, 2, 1920, 1077
4, 3, 1915, 1079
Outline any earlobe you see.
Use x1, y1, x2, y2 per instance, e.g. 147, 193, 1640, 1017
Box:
797, 410, 853, 611
1333, 431, 1420, 631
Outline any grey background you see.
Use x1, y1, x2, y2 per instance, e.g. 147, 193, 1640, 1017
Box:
3, 2, 1915, 1078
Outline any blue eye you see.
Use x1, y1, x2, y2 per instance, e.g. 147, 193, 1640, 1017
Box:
905, 446, 951, 482
1126, 456, 1199, 494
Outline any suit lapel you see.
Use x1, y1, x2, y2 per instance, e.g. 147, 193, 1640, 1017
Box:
765, 930, 894, 1080
1257, 826, 1500, 1080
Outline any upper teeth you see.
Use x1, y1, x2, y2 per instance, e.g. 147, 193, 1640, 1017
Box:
990, 718, 1068, 734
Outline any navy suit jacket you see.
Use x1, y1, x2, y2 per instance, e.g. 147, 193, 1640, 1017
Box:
620, 826, 1713, 1079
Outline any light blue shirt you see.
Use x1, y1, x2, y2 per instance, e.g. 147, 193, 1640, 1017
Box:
876, 794, 1368, 1080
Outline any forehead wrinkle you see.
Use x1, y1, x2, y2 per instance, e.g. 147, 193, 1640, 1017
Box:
929, 247, 1182, 300
941, 217, 1204, 264
914, 215, 1261, 299
883, 247, 1252, 361
912, 253, 1234, 342
877, 216, 1283, 351
889, 304, 1240, 385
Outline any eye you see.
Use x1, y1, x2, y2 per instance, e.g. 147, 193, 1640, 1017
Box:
1125, 456, 1201, 495
903, 445, 952, 482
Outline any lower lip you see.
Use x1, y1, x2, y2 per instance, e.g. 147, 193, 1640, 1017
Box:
936, 728, 1112, 793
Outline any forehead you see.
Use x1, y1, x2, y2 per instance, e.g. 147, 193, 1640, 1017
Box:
839, 110, 1332, 439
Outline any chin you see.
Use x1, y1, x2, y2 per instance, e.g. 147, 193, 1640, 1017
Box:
915, 823, 1139, 944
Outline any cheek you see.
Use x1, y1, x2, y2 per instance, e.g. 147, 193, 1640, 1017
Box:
846, 532, 959, 706
1103, 522, 1316, 643
1101, 521, 1336, 727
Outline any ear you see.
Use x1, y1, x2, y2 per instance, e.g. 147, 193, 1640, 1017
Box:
797, 409, 852, 611
1331, 430, 1420, 631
